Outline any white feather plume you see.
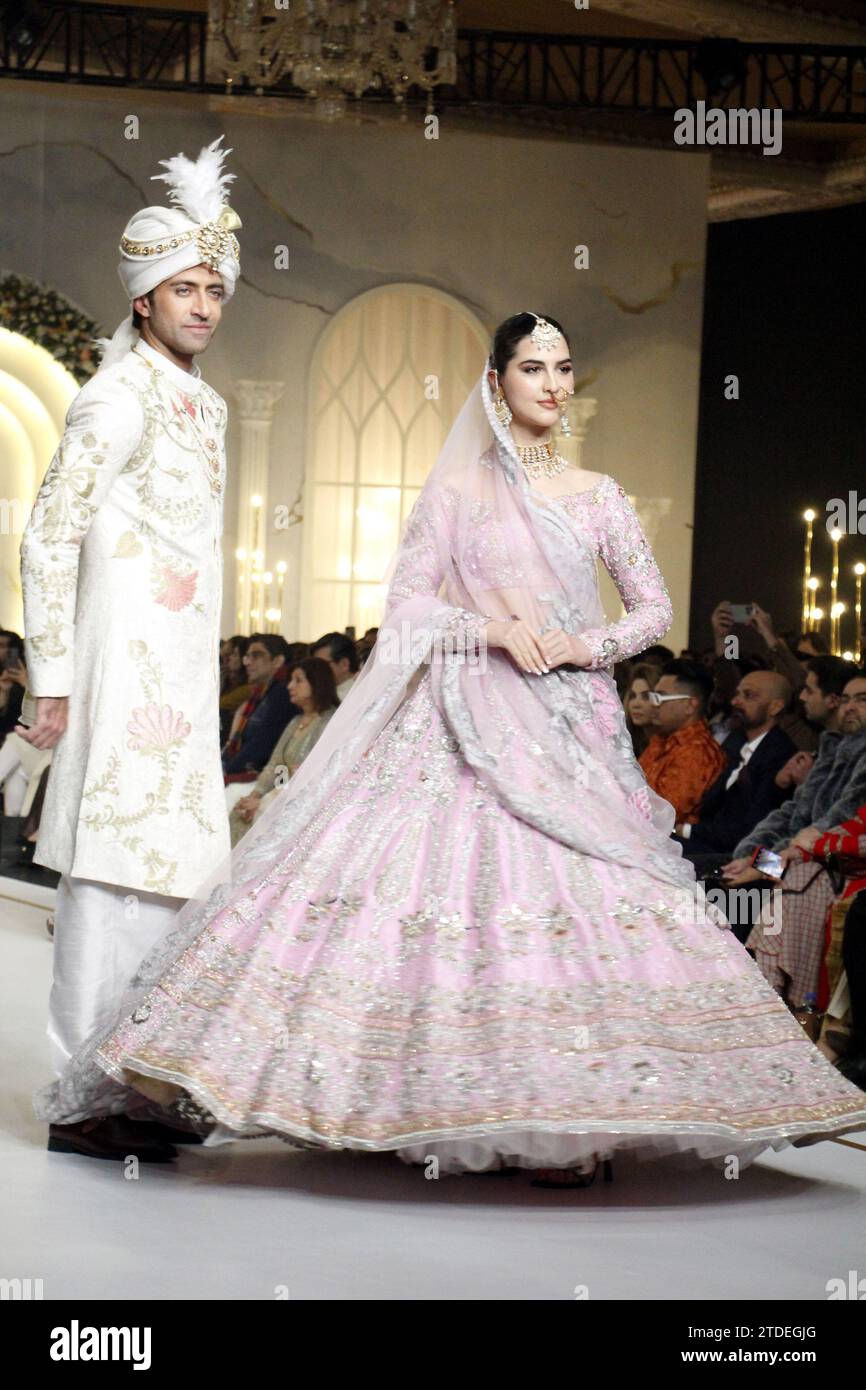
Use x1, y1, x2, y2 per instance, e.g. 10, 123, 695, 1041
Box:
151, 134, 236, 224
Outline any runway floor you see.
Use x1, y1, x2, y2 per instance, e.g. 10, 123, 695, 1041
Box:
2, 879, 865, 1301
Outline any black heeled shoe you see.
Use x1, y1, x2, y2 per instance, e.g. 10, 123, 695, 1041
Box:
530, 1158, 614, 1189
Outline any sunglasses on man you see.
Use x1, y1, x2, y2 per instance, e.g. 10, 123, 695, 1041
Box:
647, 691, 691, 706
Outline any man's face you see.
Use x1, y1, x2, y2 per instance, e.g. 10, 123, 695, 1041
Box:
799, 669, 833, 724
730, 673, 779, 732
244, 642, 276, 687
651, 675, 695, 733
838, 678, 866, 735
313, 645, 346, 683
134, 264, 225, 359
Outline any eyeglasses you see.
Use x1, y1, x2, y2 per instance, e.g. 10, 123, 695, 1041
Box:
647, 691, 691, 706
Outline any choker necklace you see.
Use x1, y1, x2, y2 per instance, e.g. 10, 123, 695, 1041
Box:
516, 438, 570, 480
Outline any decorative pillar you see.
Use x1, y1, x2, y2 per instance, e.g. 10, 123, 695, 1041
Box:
556, 397, 597, 467
231, 380, 284, 633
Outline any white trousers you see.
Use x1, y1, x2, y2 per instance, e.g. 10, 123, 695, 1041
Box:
48, 874, 186, 1078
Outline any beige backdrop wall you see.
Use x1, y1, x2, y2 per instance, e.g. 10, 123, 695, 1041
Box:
0, 84, 710, 651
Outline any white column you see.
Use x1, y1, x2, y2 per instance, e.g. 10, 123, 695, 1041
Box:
231, 380, 284, 633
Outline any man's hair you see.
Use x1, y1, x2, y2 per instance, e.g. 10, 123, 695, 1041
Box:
312, 631, 360, 673
659, 658, 714, 714
639, 643, 675, 665
247, 632, 290, 662
806, 654, 859, 698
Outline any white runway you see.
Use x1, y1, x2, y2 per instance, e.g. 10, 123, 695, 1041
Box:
2, 880, 865, 1301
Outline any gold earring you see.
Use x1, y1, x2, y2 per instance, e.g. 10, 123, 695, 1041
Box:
556, 387, 572, 437
493, 387, 512, 426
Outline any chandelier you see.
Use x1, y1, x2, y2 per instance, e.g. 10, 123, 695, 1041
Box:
207, 1, 458, 121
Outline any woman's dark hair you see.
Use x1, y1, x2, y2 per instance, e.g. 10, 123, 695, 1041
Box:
221, 635, 250, 693
289, 657, 340, 714
249, 632, 291, 662
489, 313, 570, 376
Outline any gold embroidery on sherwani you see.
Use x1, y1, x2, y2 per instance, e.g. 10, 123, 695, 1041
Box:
20, 349, 230, 896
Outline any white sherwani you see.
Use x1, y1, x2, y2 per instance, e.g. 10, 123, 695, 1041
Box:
21, 338, 231, 898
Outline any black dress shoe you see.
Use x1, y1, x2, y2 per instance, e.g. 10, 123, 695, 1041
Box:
129, 1120, 205, 1145
47, 1116, 177, 1162
530, 1158, 614, 1188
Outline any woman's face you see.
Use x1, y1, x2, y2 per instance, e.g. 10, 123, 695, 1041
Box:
227, 645, 243, 676
288, 666, 312, 705
626, 678, 654, 725
488, 333, 574, 433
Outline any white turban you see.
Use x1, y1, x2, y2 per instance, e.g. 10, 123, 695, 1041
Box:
94, 135, 242, 371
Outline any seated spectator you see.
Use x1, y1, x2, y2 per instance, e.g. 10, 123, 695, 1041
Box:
711, 601, 819, 751
717, 666, 866, 942
0, 630, 25, 746
622, 661, 660, 759
219, 635, 251, 745
0, 654, 49, 869
706, 653, 769, 745
675, 669, 796, 866
312, 631, 360, 701
357, 627, 379, 667
746, 799, 866, 1020
722, 661, 865, 881
638, 659, 727, 826
832, 889, 866, 1089
229, 658, 339, 847
222, 633, 294, 782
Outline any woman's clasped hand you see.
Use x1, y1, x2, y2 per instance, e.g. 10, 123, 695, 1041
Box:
482, 618, 592, 676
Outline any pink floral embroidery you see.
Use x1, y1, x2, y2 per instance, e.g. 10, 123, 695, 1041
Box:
591, 684, 622, 738
154, 564, 198, 611
174, 394, 197, 420
127, 703, 192, 753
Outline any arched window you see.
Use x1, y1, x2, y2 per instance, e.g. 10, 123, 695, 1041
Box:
300, 285, 488, 639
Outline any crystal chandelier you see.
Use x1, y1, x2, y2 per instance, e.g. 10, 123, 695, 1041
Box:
208, 1, 458, 121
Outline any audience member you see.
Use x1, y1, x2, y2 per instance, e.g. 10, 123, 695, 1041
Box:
622, 661, 660, 759
675, 669, 796, 866
229, 658, 339, 847
222, 633, 294, 782
638, 659, 726, 825
312, 632, 360, 701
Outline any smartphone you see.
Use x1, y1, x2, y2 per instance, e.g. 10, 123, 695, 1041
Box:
751, 846, 788, 880
728, 603, 753, 624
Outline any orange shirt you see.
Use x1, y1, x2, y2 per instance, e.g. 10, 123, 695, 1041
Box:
638, 719, 727, 824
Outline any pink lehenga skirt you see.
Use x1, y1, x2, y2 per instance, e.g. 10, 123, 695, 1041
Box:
77, 666, 866, 1174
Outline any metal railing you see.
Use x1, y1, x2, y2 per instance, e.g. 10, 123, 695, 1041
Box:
1, 4, 865, 122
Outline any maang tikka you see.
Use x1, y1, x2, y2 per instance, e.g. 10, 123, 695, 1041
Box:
525, 313, 572, 434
